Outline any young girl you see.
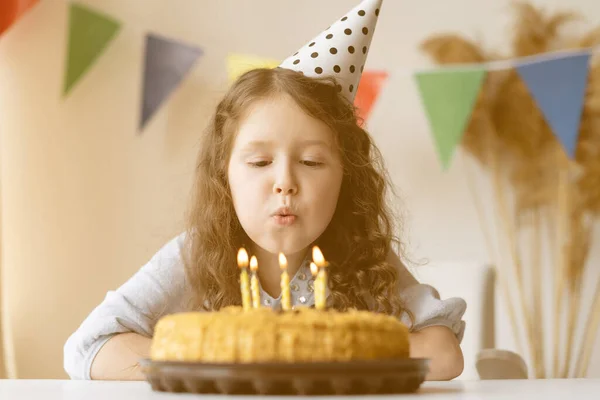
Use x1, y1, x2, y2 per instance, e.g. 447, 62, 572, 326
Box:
64, 0, 466, 382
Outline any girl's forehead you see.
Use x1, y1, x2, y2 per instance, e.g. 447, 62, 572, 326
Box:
234, 96, 336, 147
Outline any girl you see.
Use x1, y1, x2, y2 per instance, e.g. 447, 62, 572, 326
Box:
64, 0, 466, 382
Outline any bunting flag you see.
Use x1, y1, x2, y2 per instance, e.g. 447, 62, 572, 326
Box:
4, 0, 595, 151
0, 0, 39, 36
414, 67, 486, 169
516, 51, 592, 158
226, 53, 280, 84
354, 70, 388, 124
140, 33, 203, 130
63, 3, 121, 95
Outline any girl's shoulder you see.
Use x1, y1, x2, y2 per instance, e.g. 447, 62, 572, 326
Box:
143, 231, 190, 277
152, 231, 188, 261
133, 231, 190, 313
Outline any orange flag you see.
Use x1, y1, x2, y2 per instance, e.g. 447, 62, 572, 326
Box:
0, 0, 39, 36
354, 70, 388, 124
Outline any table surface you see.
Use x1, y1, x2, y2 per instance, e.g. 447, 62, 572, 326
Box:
1, 378, 599, 399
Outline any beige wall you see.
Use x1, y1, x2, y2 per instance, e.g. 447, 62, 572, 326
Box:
0, 0, 599, 379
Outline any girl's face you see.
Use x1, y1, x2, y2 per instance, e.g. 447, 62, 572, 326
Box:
227, 94, 343, 257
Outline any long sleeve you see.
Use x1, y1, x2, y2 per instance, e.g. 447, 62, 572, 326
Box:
63, 233, 188, 380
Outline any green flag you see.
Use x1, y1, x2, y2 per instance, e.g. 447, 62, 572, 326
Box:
63, 4, 121, 95
414, 67, 486, 169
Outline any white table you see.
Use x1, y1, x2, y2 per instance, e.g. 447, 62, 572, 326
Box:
0, 379, 599, 399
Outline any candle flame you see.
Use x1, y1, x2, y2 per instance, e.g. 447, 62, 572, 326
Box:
250, 256, 258, 272
312, 246, 326, 267
237, 248, 249, 268
278, 252, 287, 270
310, 262, 318, 277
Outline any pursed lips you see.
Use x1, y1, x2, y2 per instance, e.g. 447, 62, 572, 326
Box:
272, 207, 297, 225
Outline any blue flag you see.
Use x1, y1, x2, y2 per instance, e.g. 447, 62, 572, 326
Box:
516, 51, 591, 158
140, 33, 203, 130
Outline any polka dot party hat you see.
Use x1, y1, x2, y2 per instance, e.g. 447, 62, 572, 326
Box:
279, 0, 383, 102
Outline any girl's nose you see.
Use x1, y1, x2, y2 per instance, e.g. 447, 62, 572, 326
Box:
273, 182, 298, 195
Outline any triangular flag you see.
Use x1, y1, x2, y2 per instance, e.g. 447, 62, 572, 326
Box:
354, 70, 388, 124
516, 51, 591, 158
0, 0, 39, 36
226, 53, 279, 84
140, 33, 203, 130
63, 4, 121, 95
414, 68, 486, 169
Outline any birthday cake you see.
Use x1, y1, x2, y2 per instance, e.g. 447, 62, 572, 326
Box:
150, 243, 410, 364
150, 306, 410, 364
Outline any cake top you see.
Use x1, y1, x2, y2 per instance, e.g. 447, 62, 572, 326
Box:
156, 306, 409, 334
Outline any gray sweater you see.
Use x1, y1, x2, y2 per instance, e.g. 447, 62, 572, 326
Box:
63, 233, 467, 380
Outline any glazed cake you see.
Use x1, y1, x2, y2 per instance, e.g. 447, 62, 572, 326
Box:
150, 306, 410, 363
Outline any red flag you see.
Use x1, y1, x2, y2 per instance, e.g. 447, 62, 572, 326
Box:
0, 0, 39, 36
354, 70, 388, 124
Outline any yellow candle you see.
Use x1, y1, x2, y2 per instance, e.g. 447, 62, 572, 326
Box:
310, 262, 322, 309
279, 252, 291, 311
250, 255, 260, 309
237, 248, 251, 311
312, 246, 328, 310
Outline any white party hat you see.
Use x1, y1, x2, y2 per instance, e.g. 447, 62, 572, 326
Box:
279, 0, 383, 102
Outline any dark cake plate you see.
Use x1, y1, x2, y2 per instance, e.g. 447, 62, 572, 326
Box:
140, 358, 430, 395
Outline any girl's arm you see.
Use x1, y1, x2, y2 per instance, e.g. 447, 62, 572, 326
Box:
64, 234, 187, 380
90, 333, 152, 380
386, 251, 467, 381
409, 326, 464, 380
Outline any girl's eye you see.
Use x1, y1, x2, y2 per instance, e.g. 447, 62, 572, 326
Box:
301, 160, 324, 167
248, 160, 271, 167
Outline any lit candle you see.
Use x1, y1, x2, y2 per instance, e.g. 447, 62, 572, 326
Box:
310, 262, 322, 308
250, 255, 260, 309
279, 252, 291, 311
237, 248, 251, 311
312, 246, 328, 310
310, 262, 319, 277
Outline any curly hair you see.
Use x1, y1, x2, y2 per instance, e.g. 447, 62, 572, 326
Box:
182, 67, 407, 317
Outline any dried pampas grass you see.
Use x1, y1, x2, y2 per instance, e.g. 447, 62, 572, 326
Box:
419, 1, 600, 379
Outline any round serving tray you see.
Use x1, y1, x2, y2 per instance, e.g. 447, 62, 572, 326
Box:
140, 358, 430, 395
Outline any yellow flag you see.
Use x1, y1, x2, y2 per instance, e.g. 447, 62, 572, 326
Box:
226, 53, 280, 83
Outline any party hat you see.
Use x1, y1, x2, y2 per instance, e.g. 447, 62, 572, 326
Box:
279, 0, 383, 102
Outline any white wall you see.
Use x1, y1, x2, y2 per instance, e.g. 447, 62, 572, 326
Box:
0, 0, 598, 378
